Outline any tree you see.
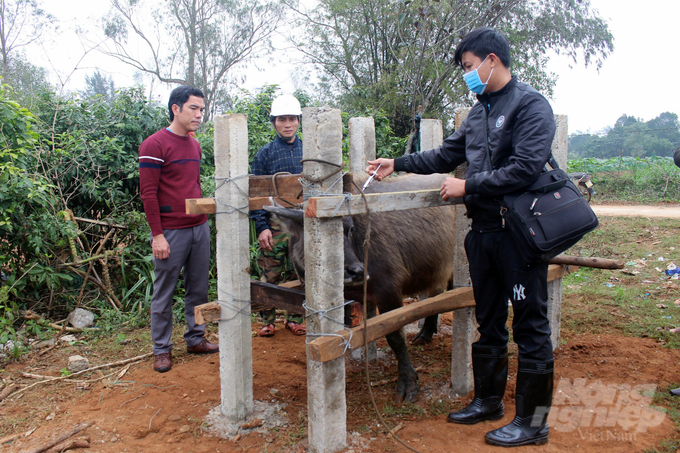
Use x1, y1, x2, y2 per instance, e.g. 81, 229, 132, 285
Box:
82, 69, 115, 103
0, 0, 54, 82
573, 112, 680, 159
290, 0, 614, 148
101, 0, 284, 121
2, 54, 50, 109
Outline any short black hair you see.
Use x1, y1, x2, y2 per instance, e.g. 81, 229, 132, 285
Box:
168, 86, 204, 121
454, 27, 511, 69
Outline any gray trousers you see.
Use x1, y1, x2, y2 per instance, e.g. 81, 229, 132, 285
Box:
150, 222, 210, 354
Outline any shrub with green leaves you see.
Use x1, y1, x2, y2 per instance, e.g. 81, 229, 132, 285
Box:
1, 87, 170, 324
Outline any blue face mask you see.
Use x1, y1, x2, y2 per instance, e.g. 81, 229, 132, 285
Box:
463, 55, 493, 95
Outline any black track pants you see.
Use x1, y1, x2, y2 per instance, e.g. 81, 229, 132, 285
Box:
464, 228, 553, 362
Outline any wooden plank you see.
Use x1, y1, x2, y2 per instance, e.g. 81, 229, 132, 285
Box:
195, 282, 306, 325
547, 263, 573, 281
187, 174, 354, 215
251, 173, 353, 198
305, 189, 463, 218
307, 264, 571, 363
195, 302, 221, 325
249, 174, 302, 198
278, 280, 302, 289
550, 255, 623, 269
307, 286, 475, 362
186, 198, 217, 214
249, 196, 301, 211
250, 280, 306, 313
186, 196, 304, 214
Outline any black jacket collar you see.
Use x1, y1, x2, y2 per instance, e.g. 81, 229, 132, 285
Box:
476, 75, 517, 105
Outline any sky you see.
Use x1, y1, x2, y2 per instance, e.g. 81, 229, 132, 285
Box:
23, 0, 680, 136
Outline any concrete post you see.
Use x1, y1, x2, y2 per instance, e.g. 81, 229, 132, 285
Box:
548, 114, 568, 350
547, 277, 562, 351
452, 109, 472, 290
303, 107, 347, 453
349, 117, 376, 176
450, 307, 477, 395
449, 108, 476, 395
420, 119, 444, 151
552, 114, 568, 170
213, 113, 253, 420
348, 116, 378, 362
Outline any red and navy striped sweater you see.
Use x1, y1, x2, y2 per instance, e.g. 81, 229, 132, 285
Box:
139, 128, 208, 237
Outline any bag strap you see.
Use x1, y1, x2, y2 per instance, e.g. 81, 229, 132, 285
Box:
545, 154, 560, 171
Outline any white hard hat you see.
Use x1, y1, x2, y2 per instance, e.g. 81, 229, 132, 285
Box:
270, 95, 302, 117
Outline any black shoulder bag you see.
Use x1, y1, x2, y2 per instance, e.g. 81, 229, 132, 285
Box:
483, 112, 599, 263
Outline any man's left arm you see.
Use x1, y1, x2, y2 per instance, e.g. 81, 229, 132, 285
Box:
465, 97, 556, 197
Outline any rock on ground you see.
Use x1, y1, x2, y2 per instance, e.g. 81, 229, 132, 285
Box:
67, 308, 95, 329
68, 355, 90, 372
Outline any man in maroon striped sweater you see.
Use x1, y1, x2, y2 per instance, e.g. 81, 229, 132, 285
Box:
139, 86, 218, 373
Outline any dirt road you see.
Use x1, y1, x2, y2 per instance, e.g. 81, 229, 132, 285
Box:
592, 204, 680, 218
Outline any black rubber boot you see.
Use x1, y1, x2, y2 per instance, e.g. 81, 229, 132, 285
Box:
485, 358, 554, 447
447, 345, 508, 424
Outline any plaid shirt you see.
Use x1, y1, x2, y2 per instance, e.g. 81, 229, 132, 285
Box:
251, 135, 303, 235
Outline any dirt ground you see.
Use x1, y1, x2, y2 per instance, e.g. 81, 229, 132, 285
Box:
591, 204, 680, 219
2, 311, 679, 453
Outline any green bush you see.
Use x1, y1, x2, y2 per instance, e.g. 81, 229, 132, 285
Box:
1, 87, 169, 326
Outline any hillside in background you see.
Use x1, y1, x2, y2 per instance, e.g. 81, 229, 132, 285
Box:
569, 112, 680, 159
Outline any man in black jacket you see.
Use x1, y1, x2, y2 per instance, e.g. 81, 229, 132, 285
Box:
367, 27, 556, 447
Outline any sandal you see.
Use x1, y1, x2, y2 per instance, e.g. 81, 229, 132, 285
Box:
259, 324, 276, 337
285, 321, 306, 336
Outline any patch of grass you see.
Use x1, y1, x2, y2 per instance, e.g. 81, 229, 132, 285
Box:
644, 440, 680, 453
643, 384, 680, 452
430, 369, 446, 379
562, 217, 680, 347
381, 400, 426, 419
287, 411, 307, 445
428, 399, 449, 417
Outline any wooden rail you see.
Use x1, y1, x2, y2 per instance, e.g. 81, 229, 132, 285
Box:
305, 190, 463, 218
195, 281, 305, 325
186, 173, 353, 214
306, 264, 572, 363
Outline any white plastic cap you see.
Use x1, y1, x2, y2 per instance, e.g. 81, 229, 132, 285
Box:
270, 95, 302, 117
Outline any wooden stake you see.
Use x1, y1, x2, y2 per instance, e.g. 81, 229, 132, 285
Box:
0, 383, 19, 402
46, 437, 89, 452
549, 254, 623, 269
26, 421, 94, 453
386, 422, 404, 439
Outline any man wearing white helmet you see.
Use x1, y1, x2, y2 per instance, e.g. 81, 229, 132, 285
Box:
250, 94, 306, 337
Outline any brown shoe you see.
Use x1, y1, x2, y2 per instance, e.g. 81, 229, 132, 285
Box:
187, 339, 219, 354
154, 352, 172, 373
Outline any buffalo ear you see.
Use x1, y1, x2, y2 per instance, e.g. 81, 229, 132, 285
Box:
263, 205, 304, 235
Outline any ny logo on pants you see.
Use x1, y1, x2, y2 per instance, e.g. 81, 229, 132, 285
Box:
513, 284, 526, 301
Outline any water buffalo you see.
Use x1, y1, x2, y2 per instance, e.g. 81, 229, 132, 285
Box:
266, 174, 457, 403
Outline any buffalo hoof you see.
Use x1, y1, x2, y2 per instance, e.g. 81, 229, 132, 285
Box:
395, 376, 419, 404
411, 330, 433, 345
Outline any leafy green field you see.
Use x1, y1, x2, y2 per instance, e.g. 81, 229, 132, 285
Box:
568, 157, 680, 202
